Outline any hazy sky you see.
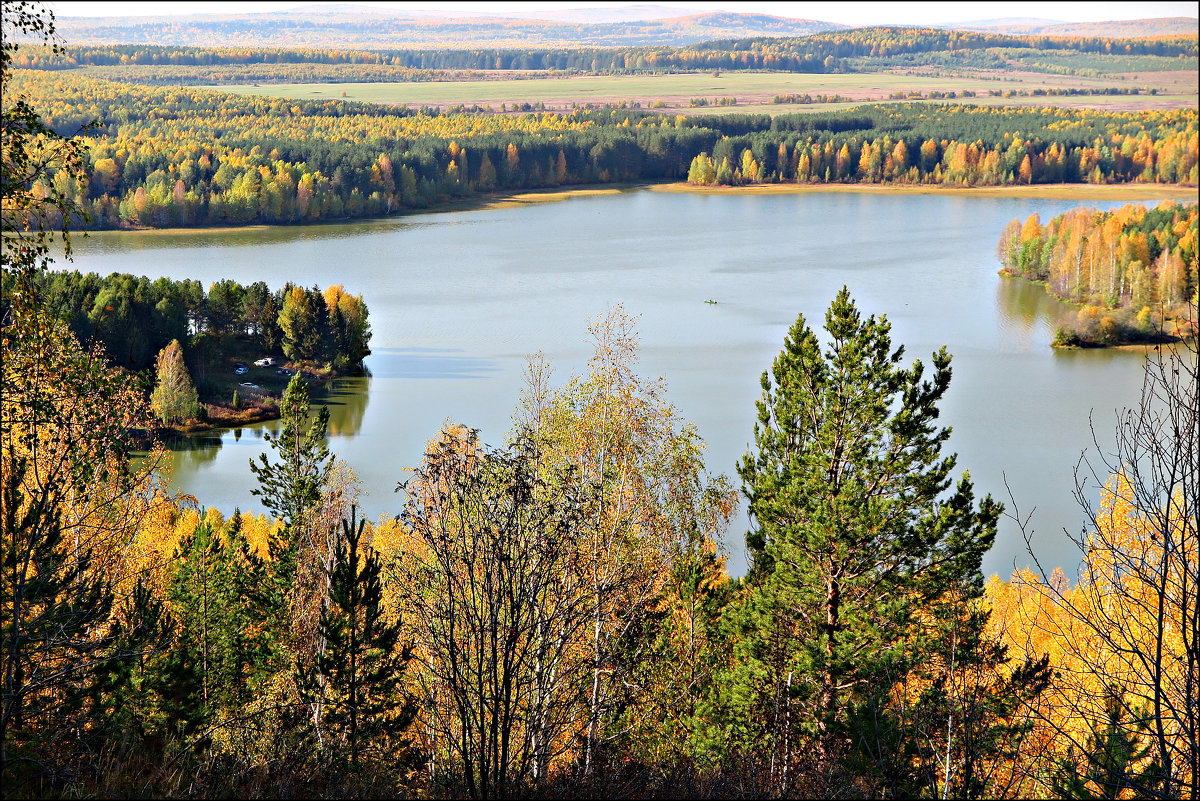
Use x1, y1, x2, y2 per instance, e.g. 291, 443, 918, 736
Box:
45, 1, 1200, 25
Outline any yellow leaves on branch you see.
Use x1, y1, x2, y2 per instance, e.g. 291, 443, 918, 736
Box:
986, 472, 1197, 794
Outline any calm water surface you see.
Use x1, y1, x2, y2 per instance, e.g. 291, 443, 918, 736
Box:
70, 189, 1164, 577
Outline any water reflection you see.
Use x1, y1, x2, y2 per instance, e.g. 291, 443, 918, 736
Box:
165, 432, 225, 467
155, 373, 372, 456
368, 347, 499, 380
321, 375, 371, 438
72, 215, 492, 256
995, 275, 1075, 340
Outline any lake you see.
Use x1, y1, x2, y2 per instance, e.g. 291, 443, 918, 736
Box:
68, 188, 1166, 578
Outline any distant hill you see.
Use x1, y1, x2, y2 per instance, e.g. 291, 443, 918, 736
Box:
449, 6, 711, 23
947, 17, 1198, 38
940, 17, 1067, 28
54, 9, 847, 49
285, 5, 710, 22
281, 4, 711, 22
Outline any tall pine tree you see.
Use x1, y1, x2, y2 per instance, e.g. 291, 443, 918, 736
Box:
299, 507, 413, 772
727, 288, 1009, 794
249, 373, 332, 532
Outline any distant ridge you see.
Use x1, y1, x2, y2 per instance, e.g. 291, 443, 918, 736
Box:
284, 4, 710, 21
443, 6, 711, 23
49, 4, 1194, 50
53, 9, 847, 49
944, 16, 1198, 38
939, 17, 1067, 28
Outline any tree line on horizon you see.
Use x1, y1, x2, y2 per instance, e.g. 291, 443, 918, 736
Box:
9, 68, 1199, 232
9, 26, 1196, 74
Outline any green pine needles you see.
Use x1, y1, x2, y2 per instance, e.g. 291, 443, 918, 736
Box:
299, 507, 414, 772
728, 288, 1017, 795
249, 374, 332, 531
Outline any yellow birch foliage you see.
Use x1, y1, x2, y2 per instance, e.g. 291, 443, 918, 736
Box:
987, 473, 1196, 796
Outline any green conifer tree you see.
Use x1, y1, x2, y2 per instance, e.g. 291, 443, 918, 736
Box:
726, 288, 1007, 792
209, 511, 284, 710
89, 579, 173, 750
1, 461, 114, 783
299, 507, 414, 771
249, 374, 332, 531
1051, 688, 1166, 800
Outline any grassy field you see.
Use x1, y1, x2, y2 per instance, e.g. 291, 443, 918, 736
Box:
208, 68, 1198, 114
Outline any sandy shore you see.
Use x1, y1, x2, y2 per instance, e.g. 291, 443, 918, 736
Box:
648, 181, 1199, 201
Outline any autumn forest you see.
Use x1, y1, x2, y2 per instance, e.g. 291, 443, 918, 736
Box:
2, 2, 1198, 799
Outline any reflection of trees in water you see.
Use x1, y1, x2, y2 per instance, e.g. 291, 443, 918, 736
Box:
157, 375, 368, 475
165, 431, 224, 469
316, 376, 370, 438
996, 277, 1074, 335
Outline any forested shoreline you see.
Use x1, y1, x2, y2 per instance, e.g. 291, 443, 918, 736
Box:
26, 270, 371, 432
997, 201, 1198, 346
10, 68, 1199, 231
36, 271, 371, 373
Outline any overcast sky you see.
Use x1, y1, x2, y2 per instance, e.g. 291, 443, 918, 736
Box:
45, 1, 1199, 26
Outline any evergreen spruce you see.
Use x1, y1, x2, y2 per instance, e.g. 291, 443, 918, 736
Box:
299, 507, 414, 771
249, 373, 332, 531
1, 460, 114, 785
157, 520, 223, 738
727, 288, 1011, 792
1051, 689, 1166, 800
90, 578, 172, 751
210, 511, 284, 709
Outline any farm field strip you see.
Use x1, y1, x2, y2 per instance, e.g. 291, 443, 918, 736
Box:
204, 69, 1197, 113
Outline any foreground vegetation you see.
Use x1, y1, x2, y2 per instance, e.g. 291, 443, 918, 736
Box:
4, 7, 1198, 798
7, 276, 1198, 797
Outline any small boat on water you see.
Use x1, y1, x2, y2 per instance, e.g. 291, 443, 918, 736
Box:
704, 299, 718, 305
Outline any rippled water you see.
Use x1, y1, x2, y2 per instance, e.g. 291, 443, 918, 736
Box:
70, 189, 1164, 577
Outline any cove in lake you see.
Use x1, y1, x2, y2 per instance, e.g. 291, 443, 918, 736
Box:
71, 188, 1166, 578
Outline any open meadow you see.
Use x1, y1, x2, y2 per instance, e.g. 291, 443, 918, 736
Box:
206, 67, 1198, 114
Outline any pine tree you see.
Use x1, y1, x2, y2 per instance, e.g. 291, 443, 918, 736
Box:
1, 460, 114, 784
299, 507, 413, 771
146, 514, 284, 755
89, 578, 172, 751
728, 288, 1005, 791
1051, 689, 1165, 800
149, 339, 199, 424
249, 374, 332, 531
249, 374, 334, 663
167, 520, 223, 717
209, 511, 283, 710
